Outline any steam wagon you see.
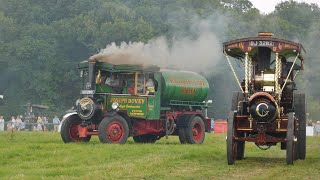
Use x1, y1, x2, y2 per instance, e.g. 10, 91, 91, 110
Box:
223, 32, 306, 164
60, 57, 212, 144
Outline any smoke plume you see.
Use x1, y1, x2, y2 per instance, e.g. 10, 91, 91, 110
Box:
90, 18, 224, 75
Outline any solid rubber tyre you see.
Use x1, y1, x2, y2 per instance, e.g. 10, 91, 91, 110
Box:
61, 115, 91, 143
184, 116, 205, 144
286, 112, 295, 165
236, 141, 245, 160
227, 111, 237, 165
178, 114, 190, 144
98, 115, 129, 144
294, 93, 306, 160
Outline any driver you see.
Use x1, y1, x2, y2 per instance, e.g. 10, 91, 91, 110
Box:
105, 74, 122, 93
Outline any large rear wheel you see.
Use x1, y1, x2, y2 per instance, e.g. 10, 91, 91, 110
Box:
184, 116, 205, 144
286, 112, 296, 165
98, 115, 129, 144
61, 115, 91, 143
294, 93, 306, 160
227, 111, 237, 165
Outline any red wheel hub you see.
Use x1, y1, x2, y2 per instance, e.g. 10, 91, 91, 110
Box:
192, 122, 203, 142
107, 122, 124, 143
69, 122, 86, 142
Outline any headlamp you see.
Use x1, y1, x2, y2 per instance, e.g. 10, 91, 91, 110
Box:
112, 102, 119, 110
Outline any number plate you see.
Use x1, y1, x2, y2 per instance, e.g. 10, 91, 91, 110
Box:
249, 41, 274, 47
80, 90, 95, 95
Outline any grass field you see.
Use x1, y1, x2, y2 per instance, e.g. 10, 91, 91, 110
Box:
0, 131, 319, 179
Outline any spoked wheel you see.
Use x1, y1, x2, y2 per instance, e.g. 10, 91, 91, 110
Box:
98, 116, 129, 144
294, 93, 306, 160
286, 112, 296, 165
61, 115, 91, 143
227, 111, 237, 165
183, 116, 205, 144
133, 134, 158, 143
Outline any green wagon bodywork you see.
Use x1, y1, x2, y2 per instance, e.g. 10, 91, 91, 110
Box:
161, 70, 209, 104
78, 61, 209, 120
61, 59, 212, 144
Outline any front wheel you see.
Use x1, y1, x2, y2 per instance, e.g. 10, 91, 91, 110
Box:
60, 115, 91, 143
98, 116, 129, 144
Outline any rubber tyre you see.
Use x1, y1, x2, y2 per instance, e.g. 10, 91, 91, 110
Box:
98, 115, 129, 144
133, 134, 157, 143
294, 93, 306, 160
184, 116, 205, 144
178, 114, 190, 144
227, 111, 237, 165
61, 115, 91, 143
286, 112, 295, 165
236, 141, 245, 160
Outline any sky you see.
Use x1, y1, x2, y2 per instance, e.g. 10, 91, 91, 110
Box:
249, 0, 320, 14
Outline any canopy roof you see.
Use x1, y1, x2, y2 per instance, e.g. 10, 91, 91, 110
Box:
223, 33, 306, 61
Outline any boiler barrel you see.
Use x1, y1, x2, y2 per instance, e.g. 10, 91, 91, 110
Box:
160, 70, 209, 103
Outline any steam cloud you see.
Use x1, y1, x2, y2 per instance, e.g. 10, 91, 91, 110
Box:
90, 19, 223, 75
90, 16, 236, 119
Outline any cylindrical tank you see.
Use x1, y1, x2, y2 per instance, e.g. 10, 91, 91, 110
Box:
160, 69, 209, 103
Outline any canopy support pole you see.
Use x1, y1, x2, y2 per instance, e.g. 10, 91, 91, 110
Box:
275, 53, 281, 99
224, 52, 244, 94
244, 52, 249, 94
281, 53, 300, 93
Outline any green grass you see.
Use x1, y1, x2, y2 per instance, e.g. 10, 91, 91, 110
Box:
0, 132, 319, 180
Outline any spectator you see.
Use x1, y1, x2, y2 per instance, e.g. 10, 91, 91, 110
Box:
52, 115, 61, 132
37, 116, 43, 131
11, 116, 16, 130
43, 116, 48, 131
307, 120, 314, 126
0, 116, 4, 131
7, 121, 12, 131
20, 120, 25, 131
16, 115, 22, 131
315, 121, 320, 136
24, 117, 30, 131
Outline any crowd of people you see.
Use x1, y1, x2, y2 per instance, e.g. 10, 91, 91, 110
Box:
307, 120, 320, 136
0, 114, 61, 132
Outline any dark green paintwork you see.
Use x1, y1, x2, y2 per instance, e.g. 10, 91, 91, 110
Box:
107, 95, 148, 118
80, 61, 209, 120
161, 70, 209, 103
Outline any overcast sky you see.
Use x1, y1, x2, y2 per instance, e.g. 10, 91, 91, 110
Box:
249, 0, 320, 14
